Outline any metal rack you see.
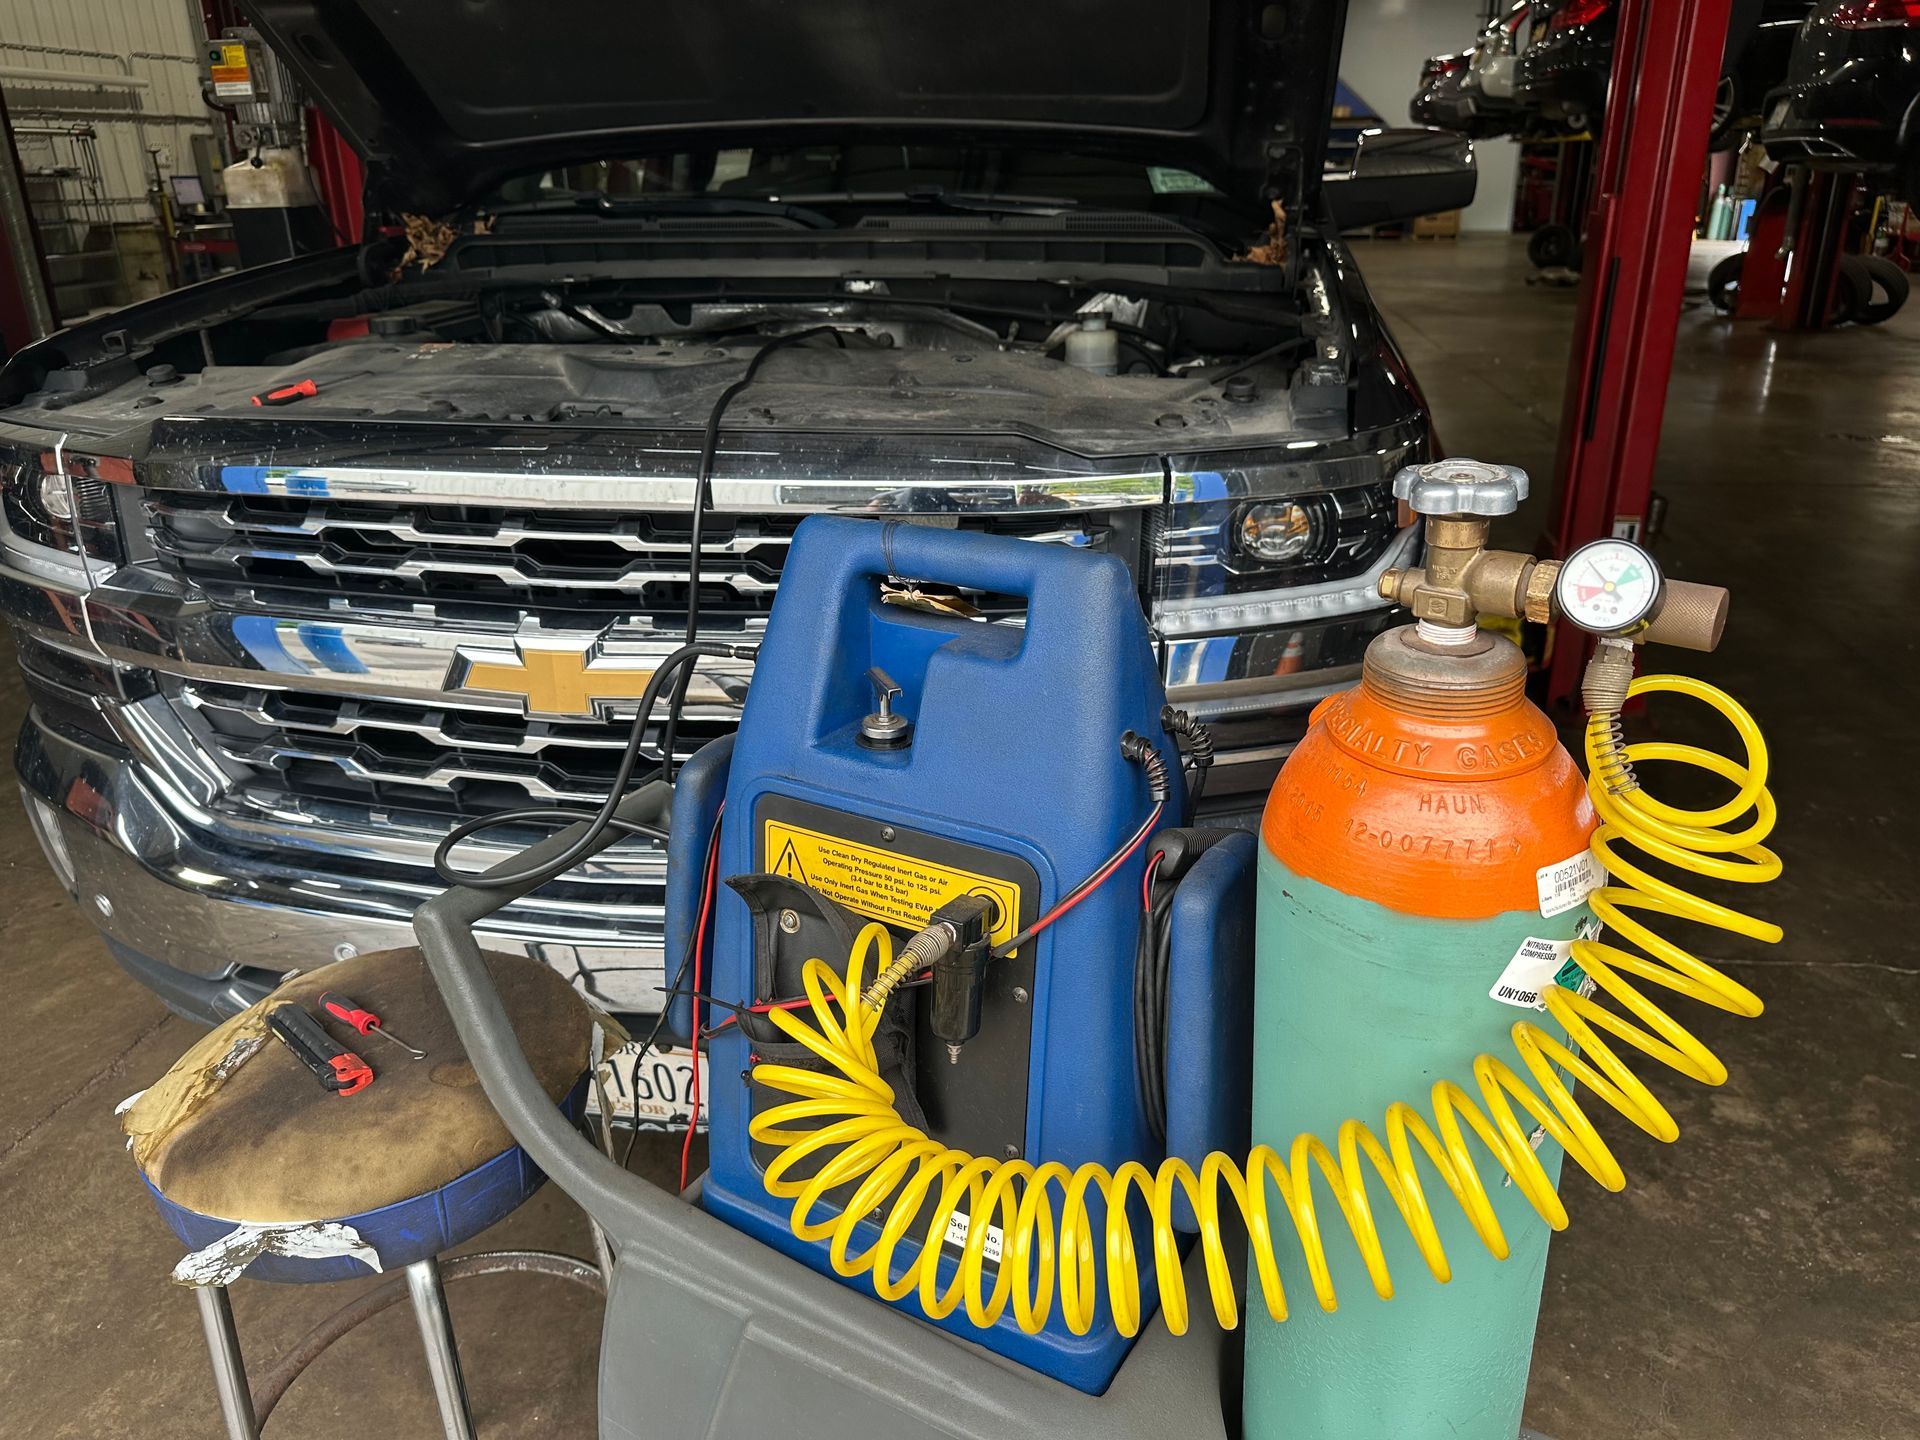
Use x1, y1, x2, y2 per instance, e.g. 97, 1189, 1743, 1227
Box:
0, 39, 189, 321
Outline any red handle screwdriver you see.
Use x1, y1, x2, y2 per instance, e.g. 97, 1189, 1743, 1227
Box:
250, 377, 320, 406
318, 991, 427, 1060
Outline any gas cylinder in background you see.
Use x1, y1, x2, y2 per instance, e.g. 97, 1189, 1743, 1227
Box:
1244, 622, 1599, 1440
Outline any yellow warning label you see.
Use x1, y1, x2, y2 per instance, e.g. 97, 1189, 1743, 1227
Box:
209, 43, 253, 97
764, 820, 1022, 951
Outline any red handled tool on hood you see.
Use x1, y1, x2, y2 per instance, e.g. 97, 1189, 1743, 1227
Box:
266, 1003, 375, 1096
251, 378, 320, 406
319, 991, 428, 1060
250, 368, 375, 407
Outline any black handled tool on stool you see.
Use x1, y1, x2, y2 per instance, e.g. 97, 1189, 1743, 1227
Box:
267, 1003, 375, 1096
319, 991, 428, 1060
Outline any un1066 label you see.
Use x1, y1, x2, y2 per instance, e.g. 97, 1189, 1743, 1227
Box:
1491, 917, 1603, 1010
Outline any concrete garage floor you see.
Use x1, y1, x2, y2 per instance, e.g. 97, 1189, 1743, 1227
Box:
1, 234, 1915, 1438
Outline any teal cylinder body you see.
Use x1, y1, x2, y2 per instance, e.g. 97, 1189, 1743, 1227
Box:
1243, 852, 1587, 1440
1243, 628, 1599, 1440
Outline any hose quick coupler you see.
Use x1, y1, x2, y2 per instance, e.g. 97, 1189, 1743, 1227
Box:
1582, 637, 1635, 715
1582, 637, 1640, 795
857, 893, 996, 1063
928, 895, 995, 1064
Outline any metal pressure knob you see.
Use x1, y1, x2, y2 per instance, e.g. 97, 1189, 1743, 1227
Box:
1392, 459, 1530, 518
859, 667, 913, 749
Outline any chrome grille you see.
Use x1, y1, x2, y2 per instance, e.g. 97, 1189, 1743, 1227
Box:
182, 679, 738, 814
141, 484, 1123, 832
147, 493, 799, 616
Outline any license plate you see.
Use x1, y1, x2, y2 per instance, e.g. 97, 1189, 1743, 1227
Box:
1769, 97, 1790, 127
588, 1041, 709, 1131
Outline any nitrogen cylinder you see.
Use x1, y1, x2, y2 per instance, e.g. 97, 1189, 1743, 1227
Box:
1243, 626, 1598, 1440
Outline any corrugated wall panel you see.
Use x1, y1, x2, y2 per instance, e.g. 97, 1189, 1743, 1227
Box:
0, 0, 218, 221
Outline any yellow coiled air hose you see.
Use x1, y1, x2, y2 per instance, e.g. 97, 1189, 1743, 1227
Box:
747, 670, 1781, 1338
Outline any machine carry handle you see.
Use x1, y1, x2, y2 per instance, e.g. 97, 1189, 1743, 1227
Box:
815, 515, 1134, 619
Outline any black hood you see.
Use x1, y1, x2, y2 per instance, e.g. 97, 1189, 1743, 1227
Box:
246, 0, 1346, 220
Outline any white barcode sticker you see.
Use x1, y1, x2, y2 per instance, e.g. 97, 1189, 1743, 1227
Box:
1536, 849, 1605, 917
942, 1209, 1005, 1264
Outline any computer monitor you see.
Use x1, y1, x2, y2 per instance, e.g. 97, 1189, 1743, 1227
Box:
170, 174, 208, 209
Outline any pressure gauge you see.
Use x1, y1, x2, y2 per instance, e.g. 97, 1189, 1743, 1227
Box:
1555, 539, 1664, 637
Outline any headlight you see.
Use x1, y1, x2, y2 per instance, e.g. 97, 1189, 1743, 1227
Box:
1236, 500, 1323, 564
1, 445, 125, 561
38, 470, 74, 522
1154, 437, 1422, 639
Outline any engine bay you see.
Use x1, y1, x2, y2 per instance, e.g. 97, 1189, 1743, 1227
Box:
18, 282, 1341, 454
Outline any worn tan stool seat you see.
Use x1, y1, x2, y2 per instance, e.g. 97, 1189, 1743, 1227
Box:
124, 947, 605, 1439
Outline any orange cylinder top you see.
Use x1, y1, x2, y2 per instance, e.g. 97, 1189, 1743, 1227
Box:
1262, 663, 1597, 920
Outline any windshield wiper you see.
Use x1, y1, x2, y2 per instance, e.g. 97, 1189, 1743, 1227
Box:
482, 186, 1081, 227
485, 192, 840, 229
793, 187, 1080, 215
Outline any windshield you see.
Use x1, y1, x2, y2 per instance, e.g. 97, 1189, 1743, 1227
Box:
486, 145, 1221, 211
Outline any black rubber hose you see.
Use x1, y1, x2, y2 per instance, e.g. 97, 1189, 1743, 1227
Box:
249, 1250, 605, 1427
658, 326, 844, 785
1134, 860, 1176, 1144
431, 641, 752, 890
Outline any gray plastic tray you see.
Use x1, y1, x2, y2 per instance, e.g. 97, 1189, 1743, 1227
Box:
414, 782, 1554, 1440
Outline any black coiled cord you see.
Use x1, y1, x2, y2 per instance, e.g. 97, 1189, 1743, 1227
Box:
1119, 730, 1172, 804
1161, 706, 1215, 808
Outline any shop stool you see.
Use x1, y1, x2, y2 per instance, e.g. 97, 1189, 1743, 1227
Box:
122, 947, 609, 1438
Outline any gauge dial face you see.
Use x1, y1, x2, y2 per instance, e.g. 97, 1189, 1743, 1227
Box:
1557, 540, 1662, 635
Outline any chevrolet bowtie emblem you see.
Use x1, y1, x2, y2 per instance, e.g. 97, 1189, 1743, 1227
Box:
451, 640, 655, 719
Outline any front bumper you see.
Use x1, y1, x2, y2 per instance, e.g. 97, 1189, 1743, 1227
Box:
4, 442, 1418, 1025
15, 712, 678, 1022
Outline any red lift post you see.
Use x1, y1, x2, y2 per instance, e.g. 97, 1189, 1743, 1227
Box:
1545, 0, 1735, 706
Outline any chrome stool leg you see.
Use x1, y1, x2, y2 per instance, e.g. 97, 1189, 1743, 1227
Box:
406, 1256, 477, 1440
193, 1285, 261, 1440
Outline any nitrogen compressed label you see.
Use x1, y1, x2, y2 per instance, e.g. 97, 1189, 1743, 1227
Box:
762, 819, 1022, 951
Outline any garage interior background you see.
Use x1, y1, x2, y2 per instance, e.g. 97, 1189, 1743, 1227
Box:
0, 1, 1914, 1438
1342, 0, 1524, 232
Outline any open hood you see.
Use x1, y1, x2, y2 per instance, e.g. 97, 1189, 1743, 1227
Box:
244, 0, 1347, 221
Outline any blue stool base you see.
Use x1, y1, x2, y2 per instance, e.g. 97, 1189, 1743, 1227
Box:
144, 1085, 582, 1284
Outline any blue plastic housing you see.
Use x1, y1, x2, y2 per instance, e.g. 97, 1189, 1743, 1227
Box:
1163, 831, 1256, 1230
701, 517, 1178, 1393
662, 734, 733, 1044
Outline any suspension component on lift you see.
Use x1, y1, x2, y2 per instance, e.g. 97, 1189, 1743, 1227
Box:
744, 463, 1778, 1440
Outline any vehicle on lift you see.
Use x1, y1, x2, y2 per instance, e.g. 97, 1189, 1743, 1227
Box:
1412, 3, 1536, 140
1519, 0, 1812, 148
1762, 0, 1920, 202
1410, 51, 1476, 131
1462, 2, 1539, 136
0, 0, 1470, 1028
